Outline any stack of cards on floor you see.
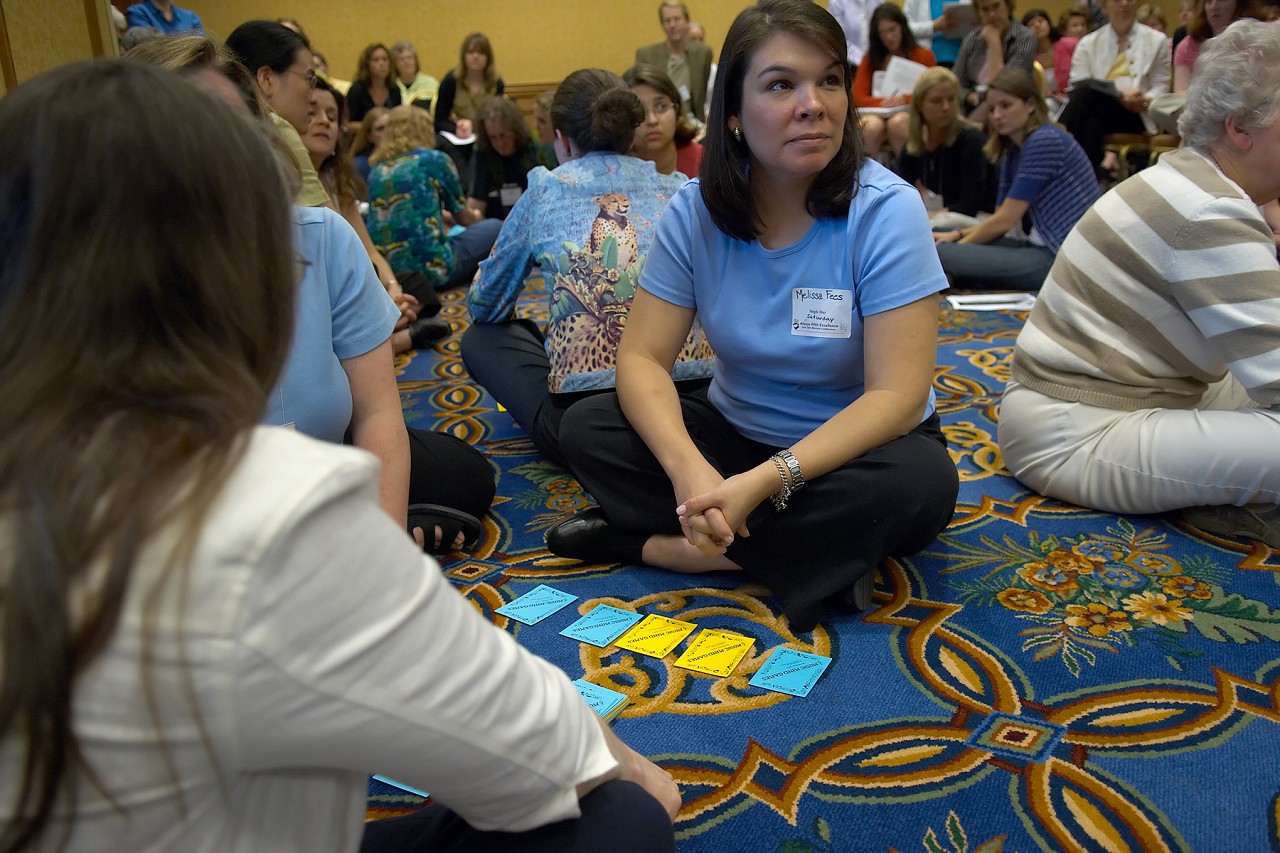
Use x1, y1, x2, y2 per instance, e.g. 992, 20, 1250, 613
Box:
372, 774, 429, 798
494, 584, 577, 624
674, 629, 755, 676
560, 604, 644, 646
572, 679, 629, 722
748, 647, 833, 697
614, 614, 697, 658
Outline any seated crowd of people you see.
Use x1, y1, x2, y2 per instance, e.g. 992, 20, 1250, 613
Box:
2, 0, 1279, 849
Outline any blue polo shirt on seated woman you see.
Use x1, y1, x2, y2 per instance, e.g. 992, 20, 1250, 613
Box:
639, 160, 946, 447
264, 206, 400, 440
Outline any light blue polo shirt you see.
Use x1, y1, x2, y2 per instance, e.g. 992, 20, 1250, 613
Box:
639, 159, 947, 446
265, 206, 400, 442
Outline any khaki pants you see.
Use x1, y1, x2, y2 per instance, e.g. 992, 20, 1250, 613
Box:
998, 377, 1280, 514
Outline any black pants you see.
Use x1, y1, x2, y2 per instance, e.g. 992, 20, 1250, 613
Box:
360, 780, 674, 853
1059, 85, 1146, 169
559, 388, 959, 632
406, 427, 496, 523
461, 319, 709, 469
460, 319, 598, 467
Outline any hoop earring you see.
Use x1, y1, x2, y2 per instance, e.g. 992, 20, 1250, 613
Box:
731, 127, 743, 142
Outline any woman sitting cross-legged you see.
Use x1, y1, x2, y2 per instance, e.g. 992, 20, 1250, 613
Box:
933, 69, 1098, 291
462, 69, 714, 468
853, 3, 936, 157
999, 20, 1280, 547
546, 0, 960, 632
893, 66, 998, 229
365, 105, 502, 293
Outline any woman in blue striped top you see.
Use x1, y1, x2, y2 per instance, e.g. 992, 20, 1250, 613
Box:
932, 68, 1099, 290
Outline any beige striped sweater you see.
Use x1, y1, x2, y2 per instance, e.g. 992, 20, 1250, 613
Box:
1010, 148, 1280, 411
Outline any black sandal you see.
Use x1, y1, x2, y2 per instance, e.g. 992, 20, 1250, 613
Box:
408, 504, 482, 555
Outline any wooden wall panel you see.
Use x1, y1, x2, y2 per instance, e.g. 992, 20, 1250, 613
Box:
2, 0, 113, 82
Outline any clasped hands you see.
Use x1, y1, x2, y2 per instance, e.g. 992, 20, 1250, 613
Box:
385, 280, 421, 331
673, 466, 762, 557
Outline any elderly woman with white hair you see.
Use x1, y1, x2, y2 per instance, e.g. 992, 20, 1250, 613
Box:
998, 19, 1280, 547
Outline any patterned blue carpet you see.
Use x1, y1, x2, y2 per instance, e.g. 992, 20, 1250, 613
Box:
369, 284, 1280, 852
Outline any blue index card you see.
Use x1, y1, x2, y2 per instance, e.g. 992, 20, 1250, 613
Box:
494, 584, 578, 625
748, 647, 833, 697
372, 774, 429, 798
572, 679, 629, 723
560, 605, 644, 647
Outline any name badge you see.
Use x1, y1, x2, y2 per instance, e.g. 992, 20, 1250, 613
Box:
678, 84, 692, 104
792, 288, 852, 338
499, 184, 523, 207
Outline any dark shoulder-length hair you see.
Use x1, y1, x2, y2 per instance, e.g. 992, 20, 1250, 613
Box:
313, 77, 362, 209
0, 60, 294, 851
354, 42, 391, 88
1021, 8, 1061, 41
623, 63, 700, 146
867, 3, 920, 71
702, 0, 863, 243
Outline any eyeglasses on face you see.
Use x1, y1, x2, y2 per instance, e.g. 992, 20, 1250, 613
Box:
285, 67, 318, 88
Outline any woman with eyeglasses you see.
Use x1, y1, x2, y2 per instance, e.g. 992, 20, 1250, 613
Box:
227, 19, 329, 208
623, 64, 704, 177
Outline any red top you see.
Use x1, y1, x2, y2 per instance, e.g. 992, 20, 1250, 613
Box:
676, 140, 703, 179
852, 46, 937, 107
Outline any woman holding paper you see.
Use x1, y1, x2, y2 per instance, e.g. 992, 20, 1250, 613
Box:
549, 0, 959, 632
1058, 0, 1170, 175
933, 69, 1098, 290
854, 4, 937, 155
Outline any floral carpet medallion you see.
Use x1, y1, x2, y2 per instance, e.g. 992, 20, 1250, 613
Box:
368, 288, 1280, 852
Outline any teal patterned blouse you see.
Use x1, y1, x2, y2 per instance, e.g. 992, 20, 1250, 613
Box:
366, 147, 464, 290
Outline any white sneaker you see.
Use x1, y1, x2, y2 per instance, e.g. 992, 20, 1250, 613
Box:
1180, 504, 1280, 548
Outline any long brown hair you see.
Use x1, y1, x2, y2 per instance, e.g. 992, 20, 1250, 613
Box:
457, 32, 498, 87
0, 60, 295, 851
354, 42, 392, 88
351, 106, 389, 156
982, 68, 1051, 162
474, 96, 533, 154
312, 77, 362, 210
1188, 0, 1262, 40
